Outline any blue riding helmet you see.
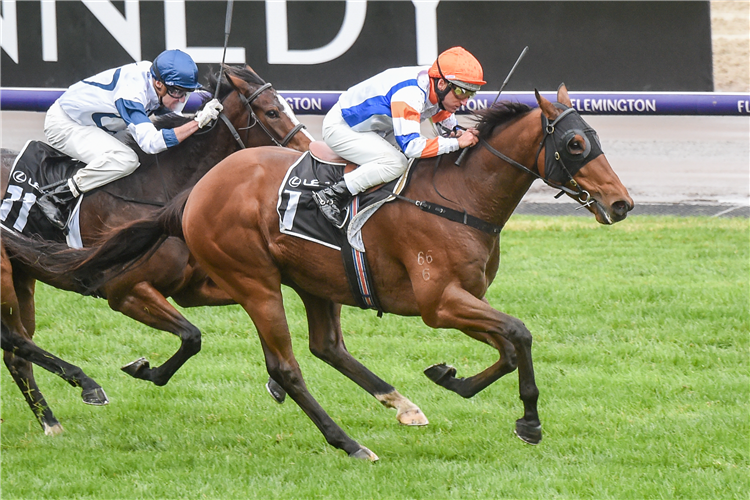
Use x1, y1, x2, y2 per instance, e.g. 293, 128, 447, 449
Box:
150, 49, 200, 90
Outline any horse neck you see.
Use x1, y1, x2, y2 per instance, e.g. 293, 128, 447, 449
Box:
459, 109, 544, 227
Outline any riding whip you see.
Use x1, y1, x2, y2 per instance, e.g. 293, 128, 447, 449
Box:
456, 46, 529, 166
214, 0, 235, 99
492, 46, 528, 105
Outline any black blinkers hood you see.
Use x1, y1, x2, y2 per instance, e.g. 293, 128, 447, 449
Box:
542, 104, 604, 184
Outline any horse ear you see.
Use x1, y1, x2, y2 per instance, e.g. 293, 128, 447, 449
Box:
557, 83, 573, 107
535, 89, 559, 120
227, 72, 245, 90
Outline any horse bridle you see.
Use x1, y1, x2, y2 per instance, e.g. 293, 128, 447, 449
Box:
476, 104, 603, 208
217, 79, 306, 149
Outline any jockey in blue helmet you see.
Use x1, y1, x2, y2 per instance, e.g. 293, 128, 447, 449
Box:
37, 49, 223, 230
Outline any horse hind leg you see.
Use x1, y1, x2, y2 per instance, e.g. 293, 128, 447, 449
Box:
3, 347, 63, 435
295, 291, 427, 426
2, 258, 62, 434
207, 263, 377, 460
1, 322, 109, 406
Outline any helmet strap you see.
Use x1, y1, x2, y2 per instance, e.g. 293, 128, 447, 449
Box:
433, 78, 451, 111
433, 55, 453, 111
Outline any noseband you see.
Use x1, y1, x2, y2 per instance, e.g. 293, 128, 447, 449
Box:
476, 104, 602, 207
216, 80, 306, 149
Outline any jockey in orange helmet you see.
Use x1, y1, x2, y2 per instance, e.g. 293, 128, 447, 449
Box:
313, 46, 486, 228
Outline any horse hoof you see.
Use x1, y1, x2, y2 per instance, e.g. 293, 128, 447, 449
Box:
265, 379, 286, 404
349, 446, 379, 461
397, 408, 429, 426
424, 363, 457, 384
121, 357, 150, 379
515, 419, 542, 445
81, 387, 109, 406
42, 422, 64, 436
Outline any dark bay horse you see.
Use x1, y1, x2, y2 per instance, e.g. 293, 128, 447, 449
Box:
1, 65, 311, 434
7, 85, 633, 458
1, 243, 108, 435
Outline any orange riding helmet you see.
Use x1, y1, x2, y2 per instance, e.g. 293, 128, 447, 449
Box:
428, 46, 486, 92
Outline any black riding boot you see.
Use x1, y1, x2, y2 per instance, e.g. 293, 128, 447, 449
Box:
312, 180, 353, 228
36, 181, 78, 230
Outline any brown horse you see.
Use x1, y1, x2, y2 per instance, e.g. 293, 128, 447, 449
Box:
1, 65, 311, 434
1, 242, 109, 435
7, 85, 633, 458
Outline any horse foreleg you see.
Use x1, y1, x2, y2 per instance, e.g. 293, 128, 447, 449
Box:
419, 284, 541, 445
106, 281, 201, 386
425, 327, 517, 398
296, 290, 427, 426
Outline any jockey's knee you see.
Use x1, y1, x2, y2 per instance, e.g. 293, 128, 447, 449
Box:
109, 148, 140, 175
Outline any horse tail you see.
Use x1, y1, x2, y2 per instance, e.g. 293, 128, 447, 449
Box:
3, 230, 94, 294
2, 189, 191, 295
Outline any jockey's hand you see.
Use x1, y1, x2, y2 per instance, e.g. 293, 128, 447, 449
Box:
194, 99, 224, 128
457, 128, 479, 149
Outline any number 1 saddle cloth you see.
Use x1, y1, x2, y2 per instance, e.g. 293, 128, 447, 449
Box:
276, 150, 412, 313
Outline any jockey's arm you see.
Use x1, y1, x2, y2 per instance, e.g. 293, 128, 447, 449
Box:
172, 120, 200, 143
117, 98, 199, 154
392, 89, 459, 159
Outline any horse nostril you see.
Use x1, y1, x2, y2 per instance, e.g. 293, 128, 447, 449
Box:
612, 200, 632, 217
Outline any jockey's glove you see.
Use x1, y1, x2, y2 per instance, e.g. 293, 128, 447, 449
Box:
195, 99, 224, 128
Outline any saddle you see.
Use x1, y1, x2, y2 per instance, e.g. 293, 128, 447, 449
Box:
277, 149, 410, 313
308, 141, 388, 194
1, 140, 85, 246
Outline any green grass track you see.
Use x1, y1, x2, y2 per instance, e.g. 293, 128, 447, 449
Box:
2, 216, 747, 499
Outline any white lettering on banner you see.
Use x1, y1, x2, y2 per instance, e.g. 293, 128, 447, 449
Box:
164, 0, 245, 64
738, 101, 750, 114
462, 99, 487, 112
82, 0, 141, 61
266, 0, 367, 65
285, 97, 323, 112
41, 0, 57, 61
413, 0, 439, 65
1, 0, 18, 63
572, 98, 657, 113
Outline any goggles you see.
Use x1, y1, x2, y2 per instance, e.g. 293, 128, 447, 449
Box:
165, 85, 190, 99
450, 83, 476, 100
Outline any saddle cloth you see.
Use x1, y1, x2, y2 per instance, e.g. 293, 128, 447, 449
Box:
276, 151, 412, 311
1, 141, 85, 248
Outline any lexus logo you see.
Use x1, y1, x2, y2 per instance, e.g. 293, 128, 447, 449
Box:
12, 171, 27, 184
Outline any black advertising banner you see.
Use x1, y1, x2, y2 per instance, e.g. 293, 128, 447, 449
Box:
1, 1, 713, 92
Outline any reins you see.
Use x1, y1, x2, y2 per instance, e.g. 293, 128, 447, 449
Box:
101, 73, 306, 206
388, 155, 503, 235
390, 106, 597, 234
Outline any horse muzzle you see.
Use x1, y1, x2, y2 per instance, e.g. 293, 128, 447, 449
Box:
589, 196, 633, 225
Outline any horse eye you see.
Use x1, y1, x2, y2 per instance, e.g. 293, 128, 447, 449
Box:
266, 110, 280, 119
567, 138, 585, 154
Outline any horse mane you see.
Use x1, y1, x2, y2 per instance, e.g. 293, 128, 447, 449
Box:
473, 101, 533, 140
